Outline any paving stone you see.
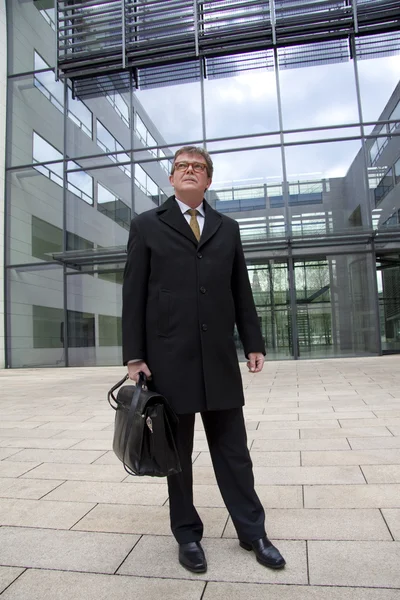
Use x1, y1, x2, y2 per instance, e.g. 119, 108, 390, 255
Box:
73, 504, 227, 537
193, 484, 303, 508
257, 420, 340, 430
118, 535, 307, 584
302, 449, 400, 466
252, 438, 350, 451
20, 463, 126, 482
44, 480, 168, 504
0, 462, 41, 478
0, 570, 205, 600
0, 448, 22, 460
308, 540, 400, 588
195, 451, 301, 467
5, 449, 107, 464
0, 567, 24, 595
223, 508, 391, 540
253, 466, 365, 485
348, 437, 400, 450
203, 582, 400, 600
361, 465, 400, 483
0, 498, 95, 528
300, 427, 392, 439
0, 438, 82, 449
304, 484, 400, 508
0, 478, 63, 500
381, 509, 400, 540
68, 440, 113, 451
0, 526, 138, 573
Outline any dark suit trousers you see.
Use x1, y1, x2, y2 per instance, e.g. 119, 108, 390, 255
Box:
167, 407, 266, 544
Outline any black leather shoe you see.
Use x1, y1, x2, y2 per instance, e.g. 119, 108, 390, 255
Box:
179, 541, 207, 573
240, 536, 286, 569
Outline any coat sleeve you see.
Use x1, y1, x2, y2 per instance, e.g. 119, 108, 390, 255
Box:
122, 219, 150, 365
231, 223, 266, 358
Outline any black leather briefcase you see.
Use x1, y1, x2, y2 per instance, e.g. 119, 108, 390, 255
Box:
107, 373, 181, 477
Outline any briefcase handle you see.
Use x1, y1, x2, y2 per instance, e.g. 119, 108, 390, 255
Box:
107, 372, 147, 410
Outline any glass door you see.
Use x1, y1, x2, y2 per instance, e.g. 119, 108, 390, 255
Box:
245, 261, 291, 360
294, 259, 333, 358
377, 254, 400, 353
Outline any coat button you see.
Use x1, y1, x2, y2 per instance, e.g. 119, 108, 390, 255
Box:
200, 286, 206, 294
197, 252, 203, 259
201, 324, 208, 331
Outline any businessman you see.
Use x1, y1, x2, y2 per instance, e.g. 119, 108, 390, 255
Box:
122, 146, 285, 573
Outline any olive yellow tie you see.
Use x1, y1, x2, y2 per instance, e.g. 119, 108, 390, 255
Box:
187, 209, 201, 242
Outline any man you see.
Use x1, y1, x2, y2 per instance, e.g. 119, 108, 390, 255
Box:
122, 146, 285, 573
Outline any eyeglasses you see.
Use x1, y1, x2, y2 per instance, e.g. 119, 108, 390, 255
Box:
174, 161, 207, 173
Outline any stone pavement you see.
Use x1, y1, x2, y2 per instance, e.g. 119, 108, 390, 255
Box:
0, 356, 400, 599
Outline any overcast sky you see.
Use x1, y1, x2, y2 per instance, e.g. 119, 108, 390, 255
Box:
134, 54, 400, 188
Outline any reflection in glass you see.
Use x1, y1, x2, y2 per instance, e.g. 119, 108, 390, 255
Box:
279, 58, 359, 130
34, 52, 64, 113
98, 182, 131, 230
357, 56, 400, 125
67, 89, 92, 138
96, 120, 131, 178
204, 68, 278, 138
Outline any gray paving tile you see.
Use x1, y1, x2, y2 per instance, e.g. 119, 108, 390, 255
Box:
0, 438, 82, 449
0, 448, 22, 460
43, 480, 168, 504
0, 526, 138, 573
0, 462, 40, 478
73, 504, 227, 537
304, 484, 400, 508
20, 463, 126, 482
302, 449, 400, 466
251, 438, 351, 451
5, 449, 107, 464
0, 570, 205, 600
193, 484, 303, 508
381, 509, 400, 540
0, 567, 24, 595
362, 465, 400, 483
67, 440, 113, 451
258, 420, 340, 430
118, 535, 307, 584
0, 428, 63, 439
224, 508, 391, 540
203, 582, 400, 600
253, 466, 365, 485
0, 498, 95, 528
308, 540, 400, 588
0, 478, 63, 500
348, 437, 400, 450
195, 451, 301, 467
300, 427, 392, 439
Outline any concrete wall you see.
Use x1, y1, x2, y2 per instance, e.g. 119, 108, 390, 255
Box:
0, 0, 7, 368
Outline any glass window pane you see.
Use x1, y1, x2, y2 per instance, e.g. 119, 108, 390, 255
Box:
278, 50, 359, 132
67, 88, 93, 138
8, 265, 64, 367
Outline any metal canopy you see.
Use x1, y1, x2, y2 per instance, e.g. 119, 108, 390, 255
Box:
56, 0, 400, 94
50, 228, 400, 268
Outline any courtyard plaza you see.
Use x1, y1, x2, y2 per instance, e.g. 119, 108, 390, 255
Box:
0, 357, 400, 599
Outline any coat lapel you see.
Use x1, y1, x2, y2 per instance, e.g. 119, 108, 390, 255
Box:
157, 196, 222, 248
198, 201, 222, 250
157, 195, 198, 245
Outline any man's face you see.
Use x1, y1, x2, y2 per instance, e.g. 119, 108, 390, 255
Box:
169, 152, 212, 197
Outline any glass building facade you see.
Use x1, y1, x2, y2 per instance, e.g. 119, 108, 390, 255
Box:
2, 0, 400, 367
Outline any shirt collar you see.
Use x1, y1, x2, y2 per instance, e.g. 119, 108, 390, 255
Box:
175, 196, 205, 217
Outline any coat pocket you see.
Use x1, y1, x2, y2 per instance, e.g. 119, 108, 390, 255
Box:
157, 290, 171, 337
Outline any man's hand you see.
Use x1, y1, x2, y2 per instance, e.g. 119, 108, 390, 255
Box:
127, 360, 152, 382
247, 352, 264, 373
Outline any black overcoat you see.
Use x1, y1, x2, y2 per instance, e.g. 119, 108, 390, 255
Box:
122, 195, 265, 414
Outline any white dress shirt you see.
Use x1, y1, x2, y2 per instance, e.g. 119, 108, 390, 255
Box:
175, 197, 205, 235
